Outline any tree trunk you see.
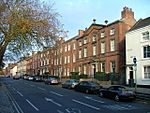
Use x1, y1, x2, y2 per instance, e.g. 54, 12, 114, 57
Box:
0, 45, 6, 69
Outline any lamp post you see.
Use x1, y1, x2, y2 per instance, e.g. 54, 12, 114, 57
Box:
133, 57, 137, 92
112, 61, 116, 81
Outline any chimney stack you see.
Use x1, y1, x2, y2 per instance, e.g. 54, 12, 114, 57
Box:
78, 30, 84, 37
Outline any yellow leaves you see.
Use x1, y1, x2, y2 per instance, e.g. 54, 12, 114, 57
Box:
19, 18, 32, 34
0, 70, 4, 75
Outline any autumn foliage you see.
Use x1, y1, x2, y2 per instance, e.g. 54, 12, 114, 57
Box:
0, 0, 64, 68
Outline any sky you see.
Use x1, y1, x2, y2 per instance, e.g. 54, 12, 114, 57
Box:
44, 0, 150, 39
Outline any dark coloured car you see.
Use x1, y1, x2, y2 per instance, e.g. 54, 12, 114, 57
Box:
13, 75, 20, 80
98, 85, 136, 101
45, 76, 60, 85
74, 81, 102, 94
62, 79, 79, 89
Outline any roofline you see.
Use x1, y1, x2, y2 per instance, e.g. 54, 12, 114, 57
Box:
76, 20, 122, 40
127, 17, 150, 33
64, 35, 78, 43
127, 18, 142, 33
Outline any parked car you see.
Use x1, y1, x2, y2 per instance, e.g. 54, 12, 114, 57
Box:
13, 75, 20, 80
74, 81, 102, 94
23, 74, 30, 80
98, 85, 136, 101
34, 76, 42, 82
28, 76, 34, 81
62, 79, 79, 89
45, 76, 60, 85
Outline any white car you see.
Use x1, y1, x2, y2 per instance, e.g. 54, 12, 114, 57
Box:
28, 76, 34, 81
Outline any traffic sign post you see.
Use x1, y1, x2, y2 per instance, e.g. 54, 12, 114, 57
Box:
133, 57, 137, 92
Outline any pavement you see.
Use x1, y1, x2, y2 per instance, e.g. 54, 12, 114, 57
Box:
129, 87, 150, 94
0, 82, 14, 113
0, 78, 150, 113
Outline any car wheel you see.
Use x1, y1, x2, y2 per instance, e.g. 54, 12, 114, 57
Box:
99, 92, 103, 97
115, 95, 119, 102
85, 89, 89, 94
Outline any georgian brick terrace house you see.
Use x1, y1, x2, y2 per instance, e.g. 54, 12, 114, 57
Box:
62, 36, 78, 77
75, 7, 136, 83
10, 7, 136, 82
26, 56, 33, 75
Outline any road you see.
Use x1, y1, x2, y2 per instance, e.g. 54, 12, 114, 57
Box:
2, 78, 150, 113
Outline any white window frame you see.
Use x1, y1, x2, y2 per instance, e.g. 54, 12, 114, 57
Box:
143, 65, 150, 79
93, 45, 96, 56
92, 34, 97, 42
84, 66, 87, 74
84, 48, 87, 57
57, 58, 59, 65
110, 28, 115, 35
68, 56, 70, 63
67, 68, 70, 76
110, 40, 115, 51
79, 50, 82, 59
101, 42, 105, 53
143, 45, 150, 58
79, 41, 82, 46
101, 32, 105, 38
54, 59, 56, 65
73, 54, 76, 63
73, 68, 75, 72
47, 59, 49, 65
41, 53, 43, 58
73, 43, 76, 50
142, 31, 149, 41
64, 56, 67, 64
65, 46, 67, 52
83, 38, 87, 44
79, 66, 81, 75
68, 44, 70, 51
51, 59, 53, 64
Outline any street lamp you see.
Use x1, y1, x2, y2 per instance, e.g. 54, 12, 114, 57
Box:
133, 57, 137, 92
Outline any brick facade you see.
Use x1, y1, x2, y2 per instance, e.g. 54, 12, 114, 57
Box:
6, 7, 136, 80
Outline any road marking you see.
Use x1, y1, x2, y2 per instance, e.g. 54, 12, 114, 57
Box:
17, 91, 23, 97
85, 96, 104, 103
37, 87, 46, 91
57, 110, 64, 113
102, 104, 137, 111
50, 91, 63, 97
30, 84, 35, 87
65, 108, 81, 113
72, 99, 100, 111
7, 89, 24, 113
45, 97, 62, 107
12, 87, 16, 91
26, 99, 39, 111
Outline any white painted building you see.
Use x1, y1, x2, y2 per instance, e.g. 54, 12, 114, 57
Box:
17, 59, 27, 76
126, 17, 150, 86
10, 65, 17, 77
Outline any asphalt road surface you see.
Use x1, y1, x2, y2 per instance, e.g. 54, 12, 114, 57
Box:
3, 78, 150, 113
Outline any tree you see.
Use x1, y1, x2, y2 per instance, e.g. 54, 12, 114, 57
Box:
0, 0, 64, 68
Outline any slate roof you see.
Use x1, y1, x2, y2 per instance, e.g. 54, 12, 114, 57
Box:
128, 17, 150, 32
